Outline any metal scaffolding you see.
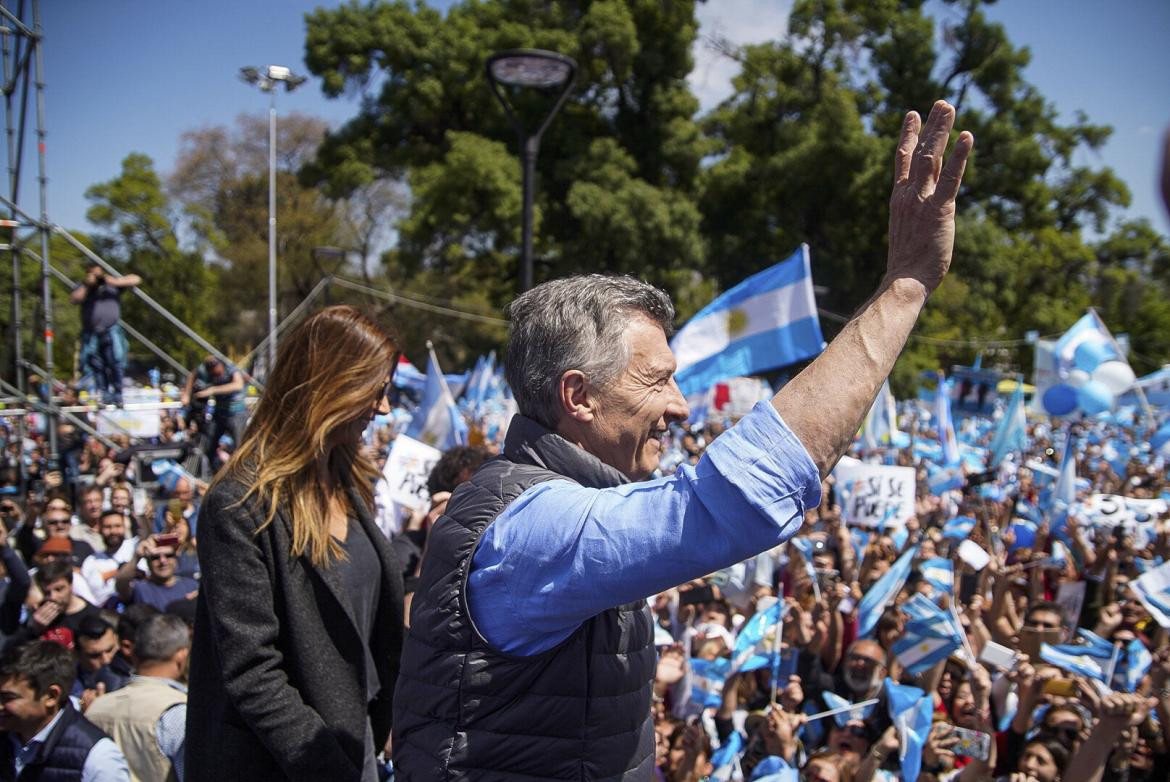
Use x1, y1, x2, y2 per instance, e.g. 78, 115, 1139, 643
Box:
1, 0, 244, 490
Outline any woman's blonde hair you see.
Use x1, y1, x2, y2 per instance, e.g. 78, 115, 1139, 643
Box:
217, 305, 399, 566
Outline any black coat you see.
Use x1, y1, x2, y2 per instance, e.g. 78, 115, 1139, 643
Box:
185, 474, 404, 782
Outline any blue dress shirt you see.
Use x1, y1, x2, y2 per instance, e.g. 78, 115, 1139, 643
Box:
469, 401, 821, 655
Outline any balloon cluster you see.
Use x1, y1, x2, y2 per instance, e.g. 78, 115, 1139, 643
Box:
1041, 341, 1135, 417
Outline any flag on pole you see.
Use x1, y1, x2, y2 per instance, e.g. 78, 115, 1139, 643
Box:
730, 600, 787, 674
1052, 434, 1077, 515
935, 372, 961, 466
670, 245, 825, 397
689, 657, 730, 708
862, 380, 903, 450
857, 546, 918, 638
1039, 643, 1107, 682
1054, 311, 1124, 373
820, 691, 877, 727
1121, 639, 1152, 693
405, 343, 469, 450
1130, 559, 1170, 628
710, 731, 745, 781
942, 515, 977, 540
989, 382, 1028, 466
885, 679, 934, 782
919, 558, 954, 600
892, 597, 963, 673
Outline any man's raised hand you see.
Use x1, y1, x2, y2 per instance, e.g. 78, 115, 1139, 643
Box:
886, 100, 974, 294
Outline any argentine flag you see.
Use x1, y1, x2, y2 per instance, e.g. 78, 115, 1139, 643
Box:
1054, 311, 1124, 373
862, 380, 905, 450
919, 558, 954, 599
893, 596, 962, 673
989, 382, 1028, 467
942, 515, 976, 541
670, 245, 825, 397
405, 343, 469, 450
857, 546, 918, 638
710, 731, 745, 781
821, 691, 876, 726
885, 679, 934, 782
1039, 643, 1107, 682
1131, 558, 1170, 628
730, 600, 786, 674
689, 657, 730, 709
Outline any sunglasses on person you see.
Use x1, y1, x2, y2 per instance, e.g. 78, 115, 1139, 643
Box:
373, 376, 393, 407
147, 552, 176, 562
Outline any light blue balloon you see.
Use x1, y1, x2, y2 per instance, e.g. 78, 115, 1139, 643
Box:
1074, 340, 1112, 372
1042, 384, 1078, 416
1076, 380, 1113, 415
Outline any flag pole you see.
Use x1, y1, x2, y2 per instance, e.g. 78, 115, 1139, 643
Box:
804, 698, 881, 723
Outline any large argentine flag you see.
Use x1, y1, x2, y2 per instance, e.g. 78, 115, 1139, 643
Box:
671, 245, 825, 396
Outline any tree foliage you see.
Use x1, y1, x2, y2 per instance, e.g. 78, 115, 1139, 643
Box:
36, 0, 1168, 389
84, 153, 217, 367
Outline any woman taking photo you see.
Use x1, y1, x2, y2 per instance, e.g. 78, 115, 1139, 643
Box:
186, 306, 406, 782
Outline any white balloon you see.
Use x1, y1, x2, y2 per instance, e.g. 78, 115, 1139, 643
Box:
1067, 369, 1090, 388
1091, 360, 1136, 395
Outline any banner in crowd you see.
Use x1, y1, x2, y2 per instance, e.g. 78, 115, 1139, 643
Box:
671, 244, 825, 397
832, 457, 916, 530
382, 434, 442, 512
96, 387, 163, 438
1078, 494, 1168, 527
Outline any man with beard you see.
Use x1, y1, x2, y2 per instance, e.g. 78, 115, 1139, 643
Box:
115, 539, 198, 613
81, 510, 138, 608
796, 639, 891, 750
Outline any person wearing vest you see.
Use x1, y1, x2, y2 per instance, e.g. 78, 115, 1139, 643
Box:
393, 100, 974, 780
0, 640, 130, 781
86, 613, 189, 782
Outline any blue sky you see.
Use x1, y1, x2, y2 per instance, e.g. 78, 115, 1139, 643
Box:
27, 0, 1170, 246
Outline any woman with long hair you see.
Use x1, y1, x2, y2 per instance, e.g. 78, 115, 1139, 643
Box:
185, 306, 405, 782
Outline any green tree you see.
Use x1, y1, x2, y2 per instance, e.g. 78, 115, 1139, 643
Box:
169, 113, 371, 355
301, 0, 716, 366
84, 153, 216, 368
699, 0, 1167, 394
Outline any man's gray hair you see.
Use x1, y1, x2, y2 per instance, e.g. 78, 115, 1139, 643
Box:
506, 274, 675, 429
134, 613, 190, 663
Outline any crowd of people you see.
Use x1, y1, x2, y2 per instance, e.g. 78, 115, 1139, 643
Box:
0, 99, 1164, 782
4, 322, 1170, 781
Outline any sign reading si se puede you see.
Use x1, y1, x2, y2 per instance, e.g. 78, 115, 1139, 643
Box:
383, 434, 441, 512
832, 457, 916, 530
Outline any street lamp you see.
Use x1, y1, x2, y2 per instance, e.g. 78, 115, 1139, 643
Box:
485, 49, 576, 291
239, 64, 308, 374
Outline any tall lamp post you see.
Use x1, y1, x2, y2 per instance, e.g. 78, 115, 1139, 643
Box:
485, 49, 576, 291
239, 64, 307, 373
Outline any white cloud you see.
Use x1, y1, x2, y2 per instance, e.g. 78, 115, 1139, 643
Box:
689, 0, 794, 111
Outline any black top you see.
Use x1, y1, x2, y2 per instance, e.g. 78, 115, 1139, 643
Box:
79, 282, 121, 334
333, 518, 382, 702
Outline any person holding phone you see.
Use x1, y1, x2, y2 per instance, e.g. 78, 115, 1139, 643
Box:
114, 534, 198, 612
185, 306, 405, 782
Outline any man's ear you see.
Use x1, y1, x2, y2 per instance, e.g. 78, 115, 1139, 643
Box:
558, 370, 596, 423
41, 684, 62, 712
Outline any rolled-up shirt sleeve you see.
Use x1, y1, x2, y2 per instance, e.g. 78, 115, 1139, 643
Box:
468, 401, 821, 655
